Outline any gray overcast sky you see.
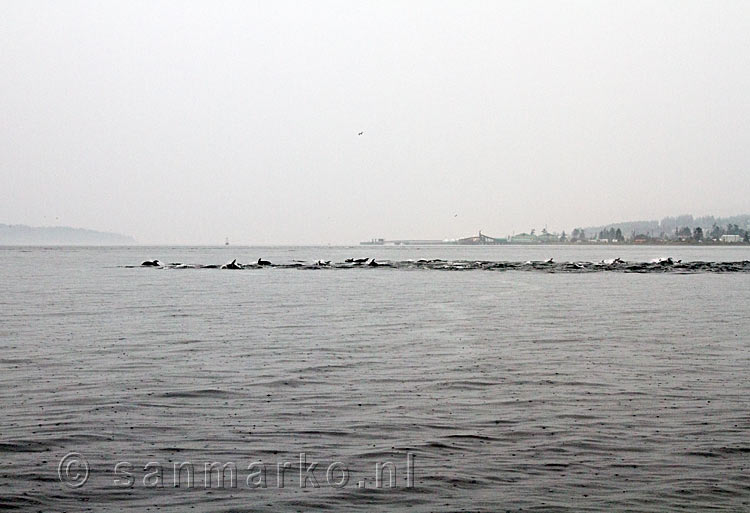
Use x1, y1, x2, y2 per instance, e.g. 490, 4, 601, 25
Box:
2, 1, 749, 244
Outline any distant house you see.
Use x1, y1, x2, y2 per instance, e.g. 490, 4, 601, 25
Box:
537, 232, 559, 243
720, 234, 741, 243
510, 233, 538, 244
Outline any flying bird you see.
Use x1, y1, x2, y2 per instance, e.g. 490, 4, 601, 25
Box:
358, 131, 364, 136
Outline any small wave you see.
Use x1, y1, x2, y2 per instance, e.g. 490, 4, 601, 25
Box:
0, 440, 51, 453
158, 389, 234, 399
685, 446, 750, 457
444, 434, 498, 441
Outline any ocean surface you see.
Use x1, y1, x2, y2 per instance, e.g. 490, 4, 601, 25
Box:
1, 245, 749, 512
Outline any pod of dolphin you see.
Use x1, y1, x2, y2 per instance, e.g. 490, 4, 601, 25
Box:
133, 257, 750, 273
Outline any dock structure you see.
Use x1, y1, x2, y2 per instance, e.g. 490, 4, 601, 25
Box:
360, 231, 507, 245
388, 239, 447, 245
360, 238, 447, 246
360, 238, 386, 245
456, 231, 506, 245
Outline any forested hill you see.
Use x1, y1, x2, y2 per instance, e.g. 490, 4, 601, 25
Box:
583, 214, 750, 237
0, 224, 136, 245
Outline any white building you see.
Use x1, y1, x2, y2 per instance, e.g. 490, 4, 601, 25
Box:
720, 234, 741, 243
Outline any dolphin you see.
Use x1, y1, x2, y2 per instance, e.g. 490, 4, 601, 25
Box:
221, 259, 242, 269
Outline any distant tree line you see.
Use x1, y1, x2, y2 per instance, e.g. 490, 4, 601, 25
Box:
570, 228, 585, 242
667, 223, 749, 242
596, 227, 625, 242
582, 214, 750, 241
508, 217, 750, 244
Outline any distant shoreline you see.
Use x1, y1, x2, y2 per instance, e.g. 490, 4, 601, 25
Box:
2, 242, 750, 249
360, 241, 750, 247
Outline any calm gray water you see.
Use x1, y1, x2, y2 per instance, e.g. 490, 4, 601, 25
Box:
1, 246, 749, 512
